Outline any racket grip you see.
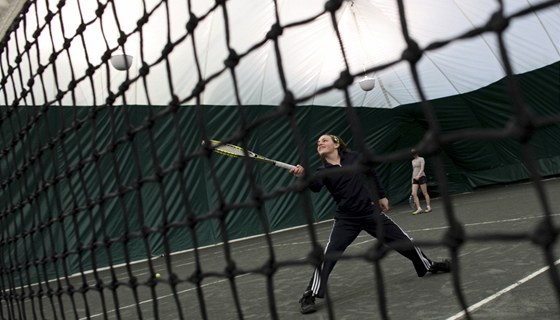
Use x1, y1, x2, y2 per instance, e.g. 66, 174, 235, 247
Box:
274, 161, 296, 171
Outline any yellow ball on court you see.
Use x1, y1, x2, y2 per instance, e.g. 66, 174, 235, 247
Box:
155, 273, 161, 278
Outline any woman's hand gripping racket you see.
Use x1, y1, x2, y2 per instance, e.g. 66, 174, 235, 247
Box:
203, 139, 296, 171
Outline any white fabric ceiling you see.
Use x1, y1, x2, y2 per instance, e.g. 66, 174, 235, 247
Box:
2, 0, 559, 108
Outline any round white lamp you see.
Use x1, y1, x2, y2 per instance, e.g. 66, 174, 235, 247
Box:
110, 54, 133, 71
359, 77, 375, 91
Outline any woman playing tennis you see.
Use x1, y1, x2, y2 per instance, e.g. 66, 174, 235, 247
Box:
290, 134, 450, 314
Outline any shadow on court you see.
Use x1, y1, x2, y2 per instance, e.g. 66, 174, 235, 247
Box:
14, 178, 560, 320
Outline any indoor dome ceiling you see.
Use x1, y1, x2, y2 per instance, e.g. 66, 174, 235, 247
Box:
1, 0, 559, 108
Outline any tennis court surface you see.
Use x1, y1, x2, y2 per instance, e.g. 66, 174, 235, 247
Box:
5, 177, 558, 320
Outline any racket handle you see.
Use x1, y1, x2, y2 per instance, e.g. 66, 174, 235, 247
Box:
274, 161, 296, 171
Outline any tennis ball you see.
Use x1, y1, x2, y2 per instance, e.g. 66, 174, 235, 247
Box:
155, 273, 161, 279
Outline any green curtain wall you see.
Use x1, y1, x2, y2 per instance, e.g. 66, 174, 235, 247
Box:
1, 62, 559, 283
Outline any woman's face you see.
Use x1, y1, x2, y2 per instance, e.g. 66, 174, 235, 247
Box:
317, 135, 339, 157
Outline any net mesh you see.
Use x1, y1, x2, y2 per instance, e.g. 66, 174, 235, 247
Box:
1, 0, 559, 319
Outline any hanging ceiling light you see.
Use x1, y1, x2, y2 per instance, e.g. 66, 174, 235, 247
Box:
359, 77, 375, 91
110, 53, 133, 71
350, 1, 376, 92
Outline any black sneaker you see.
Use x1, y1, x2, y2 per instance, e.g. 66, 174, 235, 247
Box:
299, 290, 316, 314
429, 259, 451, 273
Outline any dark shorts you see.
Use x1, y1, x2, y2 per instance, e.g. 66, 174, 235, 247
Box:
413, 176, 427, 185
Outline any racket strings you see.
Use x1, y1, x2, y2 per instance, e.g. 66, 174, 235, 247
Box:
211, 141, 259, 159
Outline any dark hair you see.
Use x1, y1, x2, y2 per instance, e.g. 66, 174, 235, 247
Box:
411, 149, 419, 157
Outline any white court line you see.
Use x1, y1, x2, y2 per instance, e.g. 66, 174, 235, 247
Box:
39, 214, 560, 283
79, 273, 252, 320
446, 258, 560, 320
70, 220, 327, 278
351, 213, 560, 247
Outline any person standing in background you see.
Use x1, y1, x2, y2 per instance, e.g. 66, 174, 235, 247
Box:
411, 149, 431, 215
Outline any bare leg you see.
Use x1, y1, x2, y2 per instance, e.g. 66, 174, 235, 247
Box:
412, 183, 421, 210
420, 183, 431, 210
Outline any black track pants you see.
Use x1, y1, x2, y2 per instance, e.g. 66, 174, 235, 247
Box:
306, 212, 432, 298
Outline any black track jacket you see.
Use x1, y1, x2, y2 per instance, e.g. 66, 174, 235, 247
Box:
308, 151, 387, 219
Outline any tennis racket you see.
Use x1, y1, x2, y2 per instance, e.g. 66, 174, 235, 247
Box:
408, 195, 416, 209
203, 139, 296, 171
